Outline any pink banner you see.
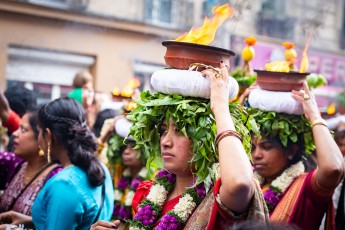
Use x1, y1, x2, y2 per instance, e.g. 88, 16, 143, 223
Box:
231, 37, 345, 86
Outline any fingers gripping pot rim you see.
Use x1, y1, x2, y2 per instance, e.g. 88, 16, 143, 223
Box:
150, 69, 239, 100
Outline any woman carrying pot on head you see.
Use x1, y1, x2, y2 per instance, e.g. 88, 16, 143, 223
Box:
91, 62, 269, 230
242, 82, 344, 229
0, 98, 114, 230
0, 107, 61, 219
100, 103, 150, 229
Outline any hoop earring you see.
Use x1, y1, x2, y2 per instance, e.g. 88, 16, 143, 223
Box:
47, 144, 51, 163
38, 147, 45, 157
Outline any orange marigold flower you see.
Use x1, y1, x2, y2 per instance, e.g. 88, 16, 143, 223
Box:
244, 37, 256, 46
282, 42, 295, 49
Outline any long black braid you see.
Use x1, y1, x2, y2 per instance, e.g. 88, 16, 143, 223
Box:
38, 97, 105, 187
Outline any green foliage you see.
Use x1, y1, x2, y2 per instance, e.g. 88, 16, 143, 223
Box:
336, 92, 345, 108
231, 69, 257, 87
127, 91, 259, 184
306, 73, 327, 90
248, 109, 315, 157
106, 134, 125, 165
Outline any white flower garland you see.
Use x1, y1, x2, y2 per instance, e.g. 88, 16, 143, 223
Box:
254, 161, 305, 212
129, 169, 207, 230
172, 194, 196, 222
255, 161, 304, 192
114, 168, 131, 203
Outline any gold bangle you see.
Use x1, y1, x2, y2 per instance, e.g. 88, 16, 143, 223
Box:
311, 118, 327, 128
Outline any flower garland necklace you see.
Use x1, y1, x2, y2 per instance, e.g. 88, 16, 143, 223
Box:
128, 169, 207, 230
113, 167, 149, 220
254, 161, 305, 213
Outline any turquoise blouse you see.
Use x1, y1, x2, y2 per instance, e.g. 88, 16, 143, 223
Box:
32, 165, 114, 230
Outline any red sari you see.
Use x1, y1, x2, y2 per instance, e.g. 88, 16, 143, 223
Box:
269, 169, 335, 229
132, 178, 269, 229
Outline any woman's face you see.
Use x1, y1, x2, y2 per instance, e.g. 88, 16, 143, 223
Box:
160, 119, 193, 176
122, 143, 142, 168
12, 114, 39, 159
251, 135, 290, 183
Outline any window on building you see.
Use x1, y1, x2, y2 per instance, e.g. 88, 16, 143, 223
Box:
341, 3, 345, 49
143, 0, 177, 27
133, 61, 165, 92
256, 0, 295, 40
28, 0, 89, 11
6, 46, 95, 103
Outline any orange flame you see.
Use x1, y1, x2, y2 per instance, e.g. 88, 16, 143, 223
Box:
327, 103, 336, 115
112, 78, 141, 98
174, 4, 233, 45
300, 31, 313, 73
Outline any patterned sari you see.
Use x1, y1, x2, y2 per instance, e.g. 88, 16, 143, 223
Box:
268, 169, 335, 230
0, 162, 61, 215
132, 178, 269, 229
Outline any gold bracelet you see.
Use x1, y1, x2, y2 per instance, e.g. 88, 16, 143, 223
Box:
311, 118, 327, 128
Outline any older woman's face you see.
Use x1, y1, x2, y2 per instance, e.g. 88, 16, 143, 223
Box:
12, 114, 39, 159
160, 119, 193, 176
122, 143, 142, 168
251, 135, 290, 183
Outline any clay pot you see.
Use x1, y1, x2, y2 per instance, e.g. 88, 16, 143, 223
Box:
255, 70, 309, 92
162, 41, 235, 70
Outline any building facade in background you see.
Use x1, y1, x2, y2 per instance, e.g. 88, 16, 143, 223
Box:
0, 0, 344, 107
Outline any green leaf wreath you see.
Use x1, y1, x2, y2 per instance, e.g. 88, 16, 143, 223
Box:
127, 91, 259, 186
247, 108, 316, 157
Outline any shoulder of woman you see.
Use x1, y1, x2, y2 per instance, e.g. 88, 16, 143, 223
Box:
132, 180, 153, 213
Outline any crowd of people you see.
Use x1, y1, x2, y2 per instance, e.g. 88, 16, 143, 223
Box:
0, 60, 344, 230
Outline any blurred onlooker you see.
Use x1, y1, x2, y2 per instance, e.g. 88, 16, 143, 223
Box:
231, 221, 301, 229
68, 70, 94, 108
92, 109, 117, 138
0, 86, 37, 135
0, 86, 37, 152
0, 107, 61, 216
4, 85, 37, 118
68, 71, 95, 126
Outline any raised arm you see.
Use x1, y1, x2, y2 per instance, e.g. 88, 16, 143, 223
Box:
292, 82, 345, 189
202, 62, 254, 213
0, 88, 10, 123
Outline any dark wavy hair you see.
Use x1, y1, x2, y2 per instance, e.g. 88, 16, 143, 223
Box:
26, 106, 40, 139
38, 97, 104, 187
5, 85, 37, 117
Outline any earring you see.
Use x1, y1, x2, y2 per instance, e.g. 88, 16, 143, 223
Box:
38, 147, 45, 157
47, 144, 51, 163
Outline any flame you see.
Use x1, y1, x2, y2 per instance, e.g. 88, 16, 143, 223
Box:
125, 101, 137, 112
300, 30, 313, 73
112, 87, 121, 97
174, 4, 233, 45
265, 61, 290, 72
112, 78, 141, 98
327, 103, 336, 115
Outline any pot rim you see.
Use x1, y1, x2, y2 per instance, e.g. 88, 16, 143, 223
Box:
254, 69, 310, 77
162, 41, 236, 56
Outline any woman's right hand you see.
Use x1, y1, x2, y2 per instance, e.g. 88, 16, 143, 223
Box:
90, 220, 121, 230
239, 82, 258, 106
0, 211, 31, 226
202, 62, 230, 114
